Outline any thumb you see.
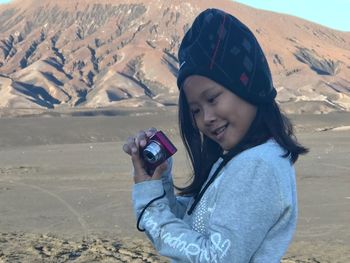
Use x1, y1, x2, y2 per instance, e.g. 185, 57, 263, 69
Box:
131, 150, 148, 178
151, 161, 168, 180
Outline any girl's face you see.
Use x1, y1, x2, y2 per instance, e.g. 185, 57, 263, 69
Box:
183, 75, 257, 151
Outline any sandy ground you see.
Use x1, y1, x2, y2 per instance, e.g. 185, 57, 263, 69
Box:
0, 108, 349, 262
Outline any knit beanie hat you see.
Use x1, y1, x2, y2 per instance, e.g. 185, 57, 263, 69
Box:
177, 8, 276, 105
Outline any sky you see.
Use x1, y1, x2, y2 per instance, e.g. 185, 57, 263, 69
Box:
0, 0, 349, 31
234, 0, 349, 32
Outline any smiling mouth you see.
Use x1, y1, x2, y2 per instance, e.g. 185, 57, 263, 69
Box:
213, 123, 228, 137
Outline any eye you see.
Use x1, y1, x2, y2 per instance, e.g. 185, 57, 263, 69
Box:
191, 108, 200, 115
207, 93, 220, 103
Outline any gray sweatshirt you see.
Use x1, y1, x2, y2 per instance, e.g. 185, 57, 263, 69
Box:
132, 139, 297, 262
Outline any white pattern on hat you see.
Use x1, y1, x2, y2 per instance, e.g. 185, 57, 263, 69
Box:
179, 61, 186, 70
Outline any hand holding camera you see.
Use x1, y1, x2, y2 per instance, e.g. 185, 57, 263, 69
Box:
123, 128, 177, 183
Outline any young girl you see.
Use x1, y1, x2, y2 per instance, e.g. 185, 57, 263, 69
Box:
123, 8, 308, 263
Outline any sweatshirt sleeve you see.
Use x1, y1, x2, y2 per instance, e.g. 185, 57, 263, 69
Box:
132, 158, 283, 263
153, 157, 191, 219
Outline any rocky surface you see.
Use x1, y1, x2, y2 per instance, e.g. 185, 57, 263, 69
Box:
0, 0, 350, 115
0, 232, 166, 263
0, 232, 338, 263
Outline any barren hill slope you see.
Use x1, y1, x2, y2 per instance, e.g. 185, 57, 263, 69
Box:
1, 0, 350, 115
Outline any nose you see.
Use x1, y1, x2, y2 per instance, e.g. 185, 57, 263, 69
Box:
203, 106, 216, 125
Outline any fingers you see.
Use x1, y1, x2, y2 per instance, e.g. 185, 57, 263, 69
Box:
123, 127, 164, 183
136, 128, 157, 147
122, 128, 158, 156
122, 136, 136, 155
135, 130, 147, 148
145, 127, 157, 137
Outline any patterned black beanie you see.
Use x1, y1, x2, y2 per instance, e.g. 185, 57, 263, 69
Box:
177, 8, 276, 105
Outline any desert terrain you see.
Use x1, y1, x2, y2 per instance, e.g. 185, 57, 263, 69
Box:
1, 0, 350, 261
0, 108, 349, 262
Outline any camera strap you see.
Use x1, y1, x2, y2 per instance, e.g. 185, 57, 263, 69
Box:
136, 190, 166, 232
187, 147, 241, 215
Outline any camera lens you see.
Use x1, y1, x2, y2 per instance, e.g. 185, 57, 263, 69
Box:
143, 141, 165, 164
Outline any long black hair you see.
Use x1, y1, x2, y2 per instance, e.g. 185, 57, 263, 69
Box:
177, 88, 308, 196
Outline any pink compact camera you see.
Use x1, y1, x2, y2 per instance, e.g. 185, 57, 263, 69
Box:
141, 130, 177, 174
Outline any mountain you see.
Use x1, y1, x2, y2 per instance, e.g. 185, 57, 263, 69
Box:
1, 0, 350, 115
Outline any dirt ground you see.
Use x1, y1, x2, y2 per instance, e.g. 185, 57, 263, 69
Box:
0, 108, 349, 262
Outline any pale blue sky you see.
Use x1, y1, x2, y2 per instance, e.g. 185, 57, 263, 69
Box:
234, 0, 349, 32
0, 0, 349, 31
